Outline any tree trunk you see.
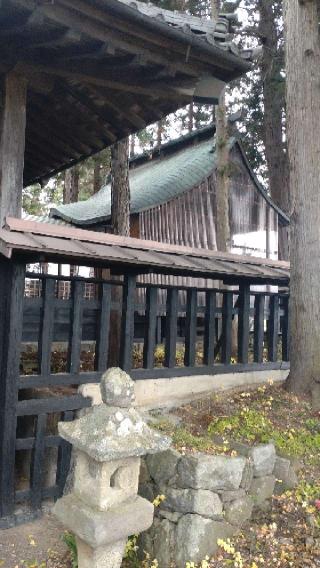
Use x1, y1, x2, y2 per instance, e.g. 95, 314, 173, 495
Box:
111, 138, 130, 237
215, 92, 231, 252
285, 0, 320, 401
211, 0, 230, 253
63, 165, 80, 204
93, 157, 101, 194
259, 0, 290, 260
109, 138, 130, 367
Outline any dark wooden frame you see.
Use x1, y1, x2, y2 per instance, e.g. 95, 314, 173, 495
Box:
0, 258, 290, 527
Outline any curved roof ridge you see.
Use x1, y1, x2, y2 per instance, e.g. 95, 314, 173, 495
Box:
50, 130, 289, 226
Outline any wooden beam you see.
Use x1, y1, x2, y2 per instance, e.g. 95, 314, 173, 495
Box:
17, 0, 202, 78
0, 70, 27, 226
88, 85, 147, 130
19, 61, 186, 100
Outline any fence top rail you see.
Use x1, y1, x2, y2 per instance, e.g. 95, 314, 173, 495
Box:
25, 273, 289, 297
1, 218, 290, 286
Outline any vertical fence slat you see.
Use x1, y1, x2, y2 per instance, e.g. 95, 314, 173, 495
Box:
165, 288, 178, 368
143, 287, 158, 369
221, 291, 233, 364
39, 278, 55, 376
254, 295, 265, 363
281, 296, 290, 362
203, 290, 216, 366
120, 274, 136, 372
95, 282, 111, 372
30, 413, 47, 509
238, 284, 250, 364
268, 295, 280, 362
67, 281, 84, 374
184, 289, 197, 367
0, 260, 25, 518
56, 410, 74, 498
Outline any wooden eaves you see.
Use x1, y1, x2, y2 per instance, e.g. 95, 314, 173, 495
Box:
0, 0, 251, 187
1, 218, 290, 285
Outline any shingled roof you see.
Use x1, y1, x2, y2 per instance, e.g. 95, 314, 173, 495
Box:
0, 0, 251, 186
51, 126, 290, 227
1, 217, 290, 285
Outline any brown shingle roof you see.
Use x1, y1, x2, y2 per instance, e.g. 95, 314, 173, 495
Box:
0, 217, 289, 285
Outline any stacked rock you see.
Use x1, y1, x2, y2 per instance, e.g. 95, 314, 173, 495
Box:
54, 368, 170, 568
139, 442, 298, 567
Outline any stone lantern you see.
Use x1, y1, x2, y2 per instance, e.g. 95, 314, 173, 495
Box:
54, 368, 170, 568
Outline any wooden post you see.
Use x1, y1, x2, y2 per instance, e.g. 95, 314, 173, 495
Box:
0, 258, 25, 519
184, 289, 197, 367
254, 294, 265, 364
203, 290, 216, 366
238, 284, 250, 364
221, 291, 233, 364
0, 71, 27, 226
120, 274, 136, 372
164, 288, 178, 368
143, 287, 158, 369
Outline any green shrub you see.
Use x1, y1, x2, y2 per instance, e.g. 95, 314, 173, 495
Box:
62, 532, 78, 568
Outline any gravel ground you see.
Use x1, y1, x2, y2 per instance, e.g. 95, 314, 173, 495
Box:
0, 513, 70, 568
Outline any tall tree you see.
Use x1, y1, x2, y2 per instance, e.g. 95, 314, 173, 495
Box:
212, 0, 231, 252
285, 0, 320, 405
63, 165, 80, 204
230, 0, 289, 259
111, 138, 130, 237
258, 0, 289, 259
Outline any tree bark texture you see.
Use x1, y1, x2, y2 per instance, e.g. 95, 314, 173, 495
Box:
109, 138, 130, 367
215, 91, 231, 252
0, 71, 27, 226
259, 0, 290, 260
285, 0, 320, 396
111, 138, 130, 237
63, 165, 80, 204
93, 157, 101, 194
211, 0, 231, 253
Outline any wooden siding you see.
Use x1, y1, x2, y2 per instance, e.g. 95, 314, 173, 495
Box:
138, 144, 279, 296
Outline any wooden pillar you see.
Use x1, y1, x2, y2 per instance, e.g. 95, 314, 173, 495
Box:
0, 70, 27, 227
0, 258, 25, 519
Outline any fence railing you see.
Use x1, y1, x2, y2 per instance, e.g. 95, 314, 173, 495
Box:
0, 262, 290, 526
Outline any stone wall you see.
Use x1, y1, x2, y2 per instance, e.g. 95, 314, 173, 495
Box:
139, 443, 298, 568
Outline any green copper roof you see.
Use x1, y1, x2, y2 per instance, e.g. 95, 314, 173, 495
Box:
50, 137, 216, 226
50, 129, 289, 227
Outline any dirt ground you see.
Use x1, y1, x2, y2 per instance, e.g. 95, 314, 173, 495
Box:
0, 514, 69, 568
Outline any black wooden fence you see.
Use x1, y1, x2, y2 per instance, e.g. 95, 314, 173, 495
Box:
0, 259, 290, 527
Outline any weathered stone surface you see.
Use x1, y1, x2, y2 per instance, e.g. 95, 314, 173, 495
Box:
153, 518, 176, 568
76, 537, 126, 568
162, 487, 223, 519
58, 404, 170, 462
176, 453, 246, 491
100, 368, 135, 408
158, 509, 183, 523
139, 459, 151, 485
74, 453, 140, 510
224, 496, 254, 527
139, 482, 155, 503
175, 514, 234, 568
146, 448, 180, 484
240, 460, 254, 491
229, 440, 251, 456
219, 489, 246, 503
250, 475, 276, 505
248, 444, 276, 477
273, 457, 298, 494
53, 493, 154, 548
